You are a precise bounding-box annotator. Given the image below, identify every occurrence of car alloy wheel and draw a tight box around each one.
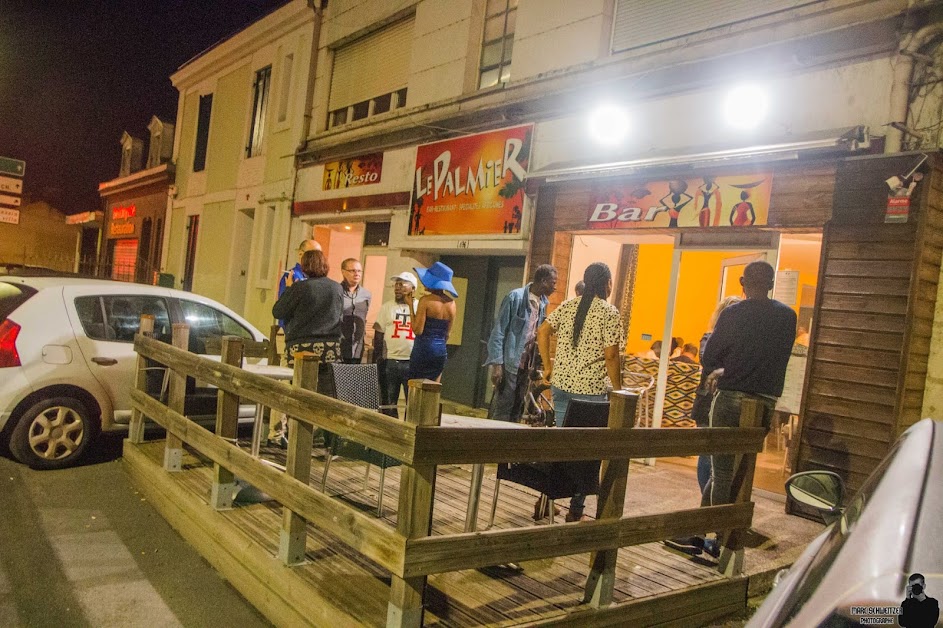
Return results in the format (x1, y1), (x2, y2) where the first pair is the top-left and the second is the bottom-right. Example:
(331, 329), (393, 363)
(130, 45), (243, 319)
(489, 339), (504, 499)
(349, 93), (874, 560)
(10, 397), (98, 469)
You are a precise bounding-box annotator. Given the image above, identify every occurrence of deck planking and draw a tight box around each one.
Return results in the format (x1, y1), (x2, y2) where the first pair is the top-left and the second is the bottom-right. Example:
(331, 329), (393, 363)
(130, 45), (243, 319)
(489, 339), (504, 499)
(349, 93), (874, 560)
(128, 438), (737, 626)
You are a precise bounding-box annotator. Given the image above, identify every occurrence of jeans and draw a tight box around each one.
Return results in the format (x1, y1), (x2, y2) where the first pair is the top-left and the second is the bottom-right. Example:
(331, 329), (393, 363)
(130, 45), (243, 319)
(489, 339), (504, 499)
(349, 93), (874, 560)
(705, 390), (775, 506)
(382, 359), (410, 407)
(551, 386), (608, 515)
(491, 369), (521, 421)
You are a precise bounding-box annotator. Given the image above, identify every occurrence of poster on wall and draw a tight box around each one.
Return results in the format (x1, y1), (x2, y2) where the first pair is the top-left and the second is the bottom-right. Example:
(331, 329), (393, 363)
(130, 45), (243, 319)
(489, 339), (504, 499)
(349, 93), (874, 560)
(586, 173), (773, 230)
(322, 153), (383, 190)
(409, 124), (533, 236)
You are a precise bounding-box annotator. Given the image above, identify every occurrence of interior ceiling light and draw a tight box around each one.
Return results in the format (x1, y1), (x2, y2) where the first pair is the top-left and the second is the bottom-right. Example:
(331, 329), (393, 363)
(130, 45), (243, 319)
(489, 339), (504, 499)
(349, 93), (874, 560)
(724, 84), (769, 130)
(588, 104), (630, 146)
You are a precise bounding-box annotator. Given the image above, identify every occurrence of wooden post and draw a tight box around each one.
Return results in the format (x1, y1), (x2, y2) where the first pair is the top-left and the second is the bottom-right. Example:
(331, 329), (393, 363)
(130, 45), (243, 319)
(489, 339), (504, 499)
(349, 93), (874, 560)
(128, 315), (156, 444)
(268, 324), (281, 366)
(717, 397), (763, 577)
(211, 336), (243, 510)
(387, 379), (441, 628)
(279, 352), (318, 565)
(584, 390), (637, 608)
(163, 323), (189, 472)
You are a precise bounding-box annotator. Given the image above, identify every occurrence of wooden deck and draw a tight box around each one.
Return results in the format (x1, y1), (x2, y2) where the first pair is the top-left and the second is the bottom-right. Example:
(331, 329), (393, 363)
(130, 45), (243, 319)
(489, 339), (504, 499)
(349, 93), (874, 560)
(125, 438), (748, 627)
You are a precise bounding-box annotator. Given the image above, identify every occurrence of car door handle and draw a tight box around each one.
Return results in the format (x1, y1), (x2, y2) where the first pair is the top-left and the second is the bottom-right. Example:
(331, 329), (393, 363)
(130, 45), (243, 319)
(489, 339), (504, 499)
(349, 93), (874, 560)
(91, 357), (118, 366)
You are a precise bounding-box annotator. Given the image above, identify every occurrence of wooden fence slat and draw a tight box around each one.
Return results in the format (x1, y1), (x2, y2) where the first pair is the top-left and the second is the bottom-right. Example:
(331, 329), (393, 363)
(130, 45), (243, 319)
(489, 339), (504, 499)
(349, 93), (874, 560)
(163, 324), (189, 472)
(128, 314), (156, 444)
(717, 399), (762, 577)
(211, 336), (242, 510)
(387, 379), (441, 628)
(585, 391), (635, 608)
(134, 335), (416, 463)
(410, 426), (767, 464)
(401, 502), (753, 577)
(130, 389), (406, 573)
(279, 353), (318, 565)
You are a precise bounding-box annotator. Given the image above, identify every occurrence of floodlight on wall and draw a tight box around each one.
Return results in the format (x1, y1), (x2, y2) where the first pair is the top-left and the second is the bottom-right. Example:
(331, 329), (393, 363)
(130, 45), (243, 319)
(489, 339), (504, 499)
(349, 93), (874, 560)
(723, 84), (769, 130)
(588, 104), (630, 146)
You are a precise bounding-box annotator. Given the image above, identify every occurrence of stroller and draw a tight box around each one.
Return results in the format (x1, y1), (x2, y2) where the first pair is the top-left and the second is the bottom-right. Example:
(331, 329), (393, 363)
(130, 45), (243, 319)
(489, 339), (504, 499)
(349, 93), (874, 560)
(489, 339), (555, 426)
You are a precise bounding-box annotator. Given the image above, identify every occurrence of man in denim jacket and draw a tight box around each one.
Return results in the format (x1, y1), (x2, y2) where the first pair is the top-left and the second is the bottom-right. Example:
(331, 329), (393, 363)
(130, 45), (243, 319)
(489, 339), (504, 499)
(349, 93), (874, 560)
(485, 264), (557, 421)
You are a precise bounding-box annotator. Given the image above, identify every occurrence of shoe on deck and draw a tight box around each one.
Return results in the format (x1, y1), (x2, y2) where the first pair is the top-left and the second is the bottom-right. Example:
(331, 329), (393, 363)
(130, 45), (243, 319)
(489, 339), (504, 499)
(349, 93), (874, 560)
(663, 536), (704, 556)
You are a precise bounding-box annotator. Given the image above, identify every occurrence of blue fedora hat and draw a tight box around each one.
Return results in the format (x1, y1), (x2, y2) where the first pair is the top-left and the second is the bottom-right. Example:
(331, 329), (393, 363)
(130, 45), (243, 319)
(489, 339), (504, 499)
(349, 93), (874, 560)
(414, 262), (458, 299)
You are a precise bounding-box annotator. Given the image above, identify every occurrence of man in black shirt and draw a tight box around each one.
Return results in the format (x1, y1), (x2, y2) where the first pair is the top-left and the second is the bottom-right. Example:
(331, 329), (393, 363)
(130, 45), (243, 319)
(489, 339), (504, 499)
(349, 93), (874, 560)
(701, 260), (796, 507)
(900, 573), (940, 628)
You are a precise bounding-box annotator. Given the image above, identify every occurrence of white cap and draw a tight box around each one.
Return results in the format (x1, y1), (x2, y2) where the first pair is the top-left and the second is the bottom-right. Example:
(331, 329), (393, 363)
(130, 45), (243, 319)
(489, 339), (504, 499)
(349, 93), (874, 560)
(390, 271), (417, 288)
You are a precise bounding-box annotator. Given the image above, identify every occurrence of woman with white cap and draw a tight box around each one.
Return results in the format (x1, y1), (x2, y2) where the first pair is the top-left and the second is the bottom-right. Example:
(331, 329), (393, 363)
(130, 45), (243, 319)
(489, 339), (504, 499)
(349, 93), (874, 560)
(408, 262), (458, 382)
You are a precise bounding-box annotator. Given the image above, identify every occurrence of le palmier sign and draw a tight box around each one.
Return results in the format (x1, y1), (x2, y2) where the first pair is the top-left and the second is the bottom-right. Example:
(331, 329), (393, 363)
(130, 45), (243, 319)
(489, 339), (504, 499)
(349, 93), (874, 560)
(409, 124), (533, 236)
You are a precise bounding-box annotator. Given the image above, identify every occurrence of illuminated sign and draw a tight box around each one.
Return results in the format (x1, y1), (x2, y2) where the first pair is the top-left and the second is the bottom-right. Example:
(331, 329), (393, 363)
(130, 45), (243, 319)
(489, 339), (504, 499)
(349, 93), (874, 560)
(110, 222), (135, 236)
(322, 153), (383, 190)
(409, 124), (533, 236)
(112, 204), (136, 220)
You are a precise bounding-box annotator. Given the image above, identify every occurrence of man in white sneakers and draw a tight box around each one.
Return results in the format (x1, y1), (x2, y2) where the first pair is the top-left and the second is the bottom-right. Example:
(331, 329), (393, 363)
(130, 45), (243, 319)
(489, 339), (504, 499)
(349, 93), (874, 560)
(373, 272), (419, 407)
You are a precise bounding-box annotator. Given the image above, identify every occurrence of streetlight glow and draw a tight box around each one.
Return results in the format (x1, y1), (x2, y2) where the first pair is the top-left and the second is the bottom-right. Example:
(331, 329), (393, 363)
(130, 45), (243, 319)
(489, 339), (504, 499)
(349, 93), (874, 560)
(723, 84), (769, 130)
(588, 104), (630, 146)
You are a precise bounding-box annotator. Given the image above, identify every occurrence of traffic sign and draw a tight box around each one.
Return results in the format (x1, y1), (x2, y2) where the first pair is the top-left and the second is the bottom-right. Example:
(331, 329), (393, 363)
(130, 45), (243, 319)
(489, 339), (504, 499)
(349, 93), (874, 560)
(0, 193), (22, 207)
(0, 175), (23, 195)
(0, 208), (19, 225)
(0, 157), (25, 178)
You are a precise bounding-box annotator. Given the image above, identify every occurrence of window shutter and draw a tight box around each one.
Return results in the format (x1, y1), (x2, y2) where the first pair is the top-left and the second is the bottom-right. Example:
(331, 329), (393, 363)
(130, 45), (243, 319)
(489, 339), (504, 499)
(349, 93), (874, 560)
(111, 238), (139, 282)
(612, 0), (818, 54)
(329, 18), (414, 111)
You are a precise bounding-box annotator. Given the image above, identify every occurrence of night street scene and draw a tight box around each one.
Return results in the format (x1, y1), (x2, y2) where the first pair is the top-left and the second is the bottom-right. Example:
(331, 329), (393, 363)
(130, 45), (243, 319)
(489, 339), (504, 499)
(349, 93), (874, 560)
(2, 1), (943, 626)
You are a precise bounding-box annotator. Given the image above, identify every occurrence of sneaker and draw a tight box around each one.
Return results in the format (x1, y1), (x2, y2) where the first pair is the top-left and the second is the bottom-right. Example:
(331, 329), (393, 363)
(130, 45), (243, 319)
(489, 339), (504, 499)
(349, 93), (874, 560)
(564, 511), (592, 523)
(664, 536), (704, 556)
(702, 538), (721, 559)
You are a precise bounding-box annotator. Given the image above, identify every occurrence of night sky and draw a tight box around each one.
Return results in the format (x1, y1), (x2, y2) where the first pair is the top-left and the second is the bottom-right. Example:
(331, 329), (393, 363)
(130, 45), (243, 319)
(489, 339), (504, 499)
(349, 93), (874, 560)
(0, 0), (288, 215)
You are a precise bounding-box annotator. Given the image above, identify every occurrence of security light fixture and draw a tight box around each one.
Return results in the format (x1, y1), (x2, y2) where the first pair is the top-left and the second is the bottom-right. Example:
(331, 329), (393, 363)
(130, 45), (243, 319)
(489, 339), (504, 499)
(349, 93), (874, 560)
(723, 84), (769, 130)
(588, 104), (630, 146)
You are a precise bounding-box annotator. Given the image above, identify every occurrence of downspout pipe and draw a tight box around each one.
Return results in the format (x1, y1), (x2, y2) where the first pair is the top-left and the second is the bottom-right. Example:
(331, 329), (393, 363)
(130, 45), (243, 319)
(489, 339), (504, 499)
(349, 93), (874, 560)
(887, 22), (943, 153)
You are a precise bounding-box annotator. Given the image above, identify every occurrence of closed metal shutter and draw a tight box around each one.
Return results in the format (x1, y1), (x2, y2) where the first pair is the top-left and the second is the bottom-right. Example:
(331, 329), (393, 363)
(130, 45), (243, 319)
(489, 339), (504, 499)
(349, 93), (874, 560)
(111, 238), (139, 283)
(611, 0), (822, 54)
(329, 18), (414, 111)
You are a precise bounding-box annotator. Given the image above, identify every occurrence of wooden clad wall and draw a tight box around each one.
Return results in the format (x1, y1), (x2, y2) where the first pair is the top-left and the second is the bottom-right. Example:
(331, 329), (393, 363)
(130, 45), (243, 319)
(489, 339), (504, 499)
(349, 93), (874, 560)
(796, 152), (942, 493)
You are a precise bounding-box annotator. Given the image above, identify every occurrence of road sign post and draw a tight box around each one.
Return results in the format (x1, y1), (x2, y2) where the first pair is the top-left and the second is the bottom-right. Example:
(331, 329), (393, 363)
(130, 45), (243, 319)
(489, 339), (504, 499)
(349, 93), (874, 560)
(0, 157), (25, 178)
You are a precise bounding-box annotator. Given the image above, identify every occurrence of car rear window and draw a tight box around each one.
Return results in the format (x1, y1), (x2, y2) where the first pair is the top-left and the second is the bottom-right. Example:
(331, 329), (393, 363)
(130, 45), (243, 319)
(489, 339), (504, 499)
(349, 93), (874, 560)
(0, 282), (36, 321)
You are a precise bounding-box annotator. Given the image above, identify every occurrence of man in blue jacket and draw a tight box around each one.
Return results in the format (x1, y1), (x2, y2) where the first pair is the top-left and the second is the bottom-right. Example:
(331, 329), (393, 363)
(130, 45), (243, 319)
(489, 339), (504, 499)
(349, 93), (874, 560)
(485, 264), (557, 421)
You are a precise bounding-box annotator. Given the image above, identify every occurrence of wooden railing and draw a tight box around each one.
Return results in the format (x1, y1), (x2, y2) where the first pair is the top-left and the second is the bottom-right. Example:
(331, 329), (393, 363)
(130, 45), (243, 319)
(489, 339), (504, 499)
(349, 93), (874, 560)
(129, 328), (767, 627)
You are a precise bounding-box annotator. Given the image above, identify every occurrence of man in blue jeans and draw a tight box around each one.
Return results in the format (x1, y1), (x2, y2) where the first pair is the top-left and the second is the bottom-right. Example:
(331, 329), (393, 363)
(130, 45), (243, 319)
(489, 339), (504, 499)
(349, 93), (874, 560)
(668, 261), (795, 557)
(485, 264), (557, 421)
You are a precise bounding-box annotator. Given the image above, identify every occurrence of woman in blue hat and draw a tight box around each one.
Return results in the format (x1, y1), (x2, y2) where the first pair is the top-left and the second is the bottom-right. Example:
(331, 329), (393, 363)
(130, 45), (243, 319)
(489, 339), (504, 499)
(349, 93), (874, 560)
(408, 262), (458, 382)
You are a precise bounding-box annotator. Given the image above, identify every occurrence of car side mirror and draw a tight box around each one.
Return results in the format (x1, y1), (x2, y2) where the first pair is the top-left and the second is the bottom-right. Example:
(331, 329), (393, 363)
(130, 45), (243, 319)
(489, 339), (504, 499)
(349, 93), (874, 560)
(786, 470), (844, 522)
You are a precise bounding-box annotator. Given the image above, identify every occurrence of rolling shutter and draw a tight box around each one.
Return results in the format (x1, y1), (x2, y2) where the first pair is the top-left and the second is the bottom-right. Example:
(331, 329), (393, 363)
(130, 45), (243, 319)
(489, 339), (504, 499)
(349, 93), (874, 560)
(612, 0), (822, 54)
(329, 18), (414, 111)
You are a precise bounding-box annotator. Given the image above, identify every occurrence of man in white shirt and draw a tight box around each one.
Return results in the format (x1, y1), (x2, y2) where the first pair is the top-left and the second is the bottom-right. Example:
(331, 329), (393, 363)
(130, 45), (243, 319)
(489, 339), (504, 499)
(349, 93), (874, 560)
(373, 272), (418, 406)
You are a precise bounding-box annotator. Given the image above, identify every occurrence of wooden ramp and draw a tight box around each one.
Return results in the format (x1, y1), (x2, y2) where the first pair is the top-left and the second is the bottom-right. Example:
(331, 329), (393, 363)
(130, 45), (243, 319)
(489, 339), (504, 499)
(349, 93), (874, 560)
(125, 440), (747, 627)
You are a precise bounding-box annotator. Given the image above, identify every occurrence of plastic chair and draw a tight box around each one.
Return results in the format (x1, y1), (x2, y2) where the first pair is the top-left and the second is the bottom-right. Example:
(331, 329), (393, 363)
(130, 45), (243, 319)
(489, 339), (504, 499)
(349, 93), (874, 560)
(317, 363), (401, 516)
(487, 399), (610, 527)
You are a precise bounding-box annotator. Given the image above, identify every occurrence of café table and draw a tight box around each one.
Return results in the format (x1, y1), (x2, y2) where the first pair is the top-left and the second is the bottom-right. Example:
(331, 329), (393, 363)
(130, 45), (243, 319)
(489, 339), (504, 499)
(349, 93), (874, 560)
(440, 413), (528, 532)
(242, 362), (294, 458)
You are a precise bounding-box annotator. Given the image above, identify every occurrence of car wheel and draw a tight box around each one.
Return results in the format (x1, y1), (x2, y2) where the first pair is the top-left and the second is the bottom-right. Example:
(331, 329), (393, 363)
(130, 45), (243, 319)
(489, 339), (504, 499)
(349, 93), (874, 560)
(9, 397), (99, 469)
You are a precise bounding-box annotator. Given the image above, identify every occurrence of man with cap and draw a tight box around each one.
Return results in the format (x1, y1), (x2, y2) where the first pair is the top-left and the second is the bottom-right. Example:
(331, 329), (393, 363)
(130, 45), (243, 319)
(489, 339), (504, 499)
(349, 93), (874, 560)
(485, 264), (558, 421)
(373, 271), (419, 406)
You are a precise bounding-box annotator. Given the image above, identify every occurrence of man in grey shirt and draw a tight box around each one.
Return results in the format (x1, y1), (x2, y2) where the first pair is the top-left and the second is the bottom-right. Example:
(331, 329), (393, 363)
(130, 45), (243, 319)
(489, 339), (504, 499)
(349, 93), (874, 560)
(340, 257), (371, 363)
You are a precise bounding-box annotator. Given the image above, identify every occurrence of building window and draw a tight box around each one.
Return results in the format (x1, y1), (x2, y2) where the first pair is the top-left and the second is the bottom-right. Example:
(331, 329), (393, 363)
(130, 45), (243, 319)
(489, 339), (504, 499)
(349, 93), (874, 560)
(247, 65), (272, 158)
(277, 53), (294, 124)
(479, 0), (516, 89)
(327, 18), (413, 129)
(256, 205), (276, 283)
(193, 94), (213, 172)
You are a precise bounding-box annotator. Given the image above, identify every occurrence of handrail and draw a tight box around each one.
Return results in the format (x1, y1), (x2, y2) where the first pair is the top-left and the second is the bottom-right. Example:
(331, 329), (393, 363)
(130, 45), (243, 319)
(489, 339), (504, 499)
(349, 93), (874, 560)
(134, 334), (416, 463)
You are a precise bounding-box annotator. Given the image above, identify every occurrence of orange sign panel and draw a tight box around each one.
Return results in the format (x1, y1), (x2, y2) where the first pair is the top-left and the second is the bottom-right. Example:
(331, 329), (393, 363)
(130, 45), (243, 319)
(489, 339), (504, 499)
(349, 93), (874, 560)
(587, 173), (773, 229)
(322, 153), (383, 190)
(409, 125), (533, 236)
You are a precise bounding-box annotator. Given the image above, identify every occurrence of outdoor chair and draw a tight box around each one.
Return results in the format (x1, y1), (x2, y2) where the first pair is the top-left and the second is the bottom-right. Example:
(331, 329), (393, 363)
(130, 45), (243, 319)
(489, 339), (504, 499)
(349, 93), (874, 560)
(487, 398), (610, 527)
(317, 362), (401, 517)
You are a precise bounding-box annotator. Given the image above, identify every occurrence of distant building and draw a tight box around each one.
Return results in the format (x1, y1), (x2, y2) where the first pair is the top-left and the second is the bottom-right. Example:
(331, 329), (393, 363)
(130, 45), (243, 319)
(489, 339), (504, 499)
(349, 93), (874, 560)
(0, 200), (85, 273)
(97, 116), (175, 283)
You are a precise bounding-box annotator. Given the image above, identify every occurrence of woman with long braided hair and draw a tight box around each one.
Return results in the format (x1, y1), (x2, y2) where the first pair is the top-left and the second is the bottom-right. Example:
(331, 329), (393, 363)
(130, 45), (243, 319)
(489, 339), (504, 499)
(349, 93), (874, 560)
(536, 261), (624, 521)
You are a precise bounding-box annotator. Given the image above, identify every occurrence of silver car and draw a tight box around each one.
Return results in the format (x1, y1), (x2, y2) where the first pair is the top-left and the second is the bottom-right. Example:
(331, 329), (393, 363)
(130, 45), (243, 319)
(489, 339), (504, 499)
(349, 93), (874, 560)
(748, 418), (942, 627)
(0, 276), (266, 469)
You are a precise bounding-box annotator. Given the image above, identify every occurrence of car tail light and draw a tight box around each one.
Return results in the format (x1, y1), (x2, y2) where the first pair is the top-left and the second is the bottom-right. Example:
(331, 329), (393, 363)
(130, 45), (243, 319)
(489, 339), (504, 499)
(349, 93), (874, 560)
(0, 319), (21, 368)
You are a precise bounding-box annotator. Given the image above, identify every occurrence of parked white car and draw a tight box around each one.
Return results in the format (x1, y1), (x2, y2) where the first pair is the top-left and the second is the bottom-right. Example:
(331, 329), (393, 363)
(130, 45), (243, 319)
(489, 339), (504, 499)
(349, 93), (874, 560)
(0, 276), (266, 469)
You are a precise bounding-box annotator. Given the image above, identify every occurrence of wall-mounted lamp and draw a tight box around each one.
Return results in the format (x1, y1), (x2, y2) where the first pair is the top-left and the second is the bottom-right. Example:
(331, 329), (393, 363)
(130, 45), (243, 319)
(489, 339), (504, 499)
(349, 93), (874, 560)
(723, 84), (769, 130)
(588, 104), (630, 146)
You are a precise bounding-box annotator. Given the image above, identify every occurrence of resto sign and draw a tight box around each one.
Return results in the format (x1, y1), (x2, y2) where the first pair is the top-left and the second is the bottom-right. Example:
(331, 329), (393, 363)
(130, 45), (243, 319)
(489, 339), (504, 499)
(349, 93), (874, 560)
(409, 124), (533, 236)
(586, 173), (773, 230)
(322, 153), (383, 190)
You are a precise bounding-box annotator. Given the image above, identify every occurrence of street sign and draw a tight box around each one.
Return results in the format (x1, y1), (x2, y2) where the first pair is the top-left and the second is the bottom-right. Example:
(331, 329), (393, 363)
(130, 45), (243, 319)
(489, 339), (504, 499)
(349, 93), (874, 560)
(0, 175), (23, 195)
(0, 157), (25, 178)
(0, 194), (22, 207)
(0, 208), (19, 225)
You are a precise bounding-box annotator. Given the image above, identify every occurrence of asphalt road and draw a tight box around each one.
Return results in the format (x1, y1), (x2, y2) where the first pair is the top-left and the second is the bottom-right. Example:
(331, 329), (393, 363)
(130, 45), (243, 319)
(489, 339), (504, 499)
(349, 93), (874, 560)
(0, 432), (270, 627)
